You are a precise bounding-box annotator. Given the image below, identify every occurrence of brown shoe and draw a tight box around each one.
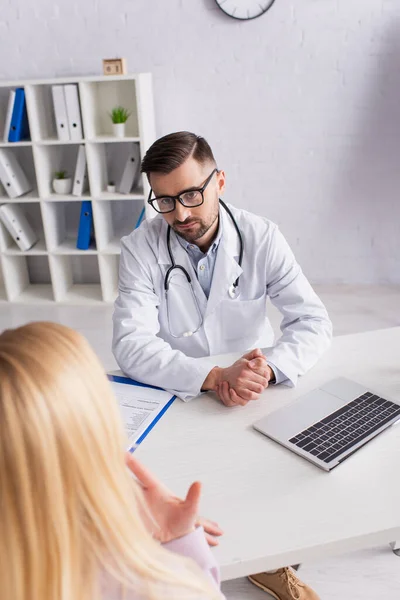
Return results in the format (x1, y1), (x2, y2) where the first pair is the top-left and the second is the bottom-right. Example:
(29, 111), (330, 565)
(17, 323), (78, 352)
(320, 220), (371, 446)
(248, 568), (320, 600)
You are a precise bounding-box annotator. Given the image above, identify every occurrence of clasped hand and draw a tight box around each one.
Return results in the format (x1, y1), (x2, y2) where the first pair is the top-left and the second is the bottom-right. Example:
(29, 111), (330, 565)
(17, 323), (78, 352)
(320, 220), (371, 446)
(216, 348), (273, 407)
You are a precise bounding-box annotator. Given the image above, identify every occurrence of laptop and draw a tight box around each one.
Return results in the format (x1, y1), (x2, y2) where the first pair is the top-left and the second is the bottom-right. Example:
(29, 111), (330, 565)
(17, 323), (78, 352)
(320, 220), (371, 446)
(253, 377), (400, 472)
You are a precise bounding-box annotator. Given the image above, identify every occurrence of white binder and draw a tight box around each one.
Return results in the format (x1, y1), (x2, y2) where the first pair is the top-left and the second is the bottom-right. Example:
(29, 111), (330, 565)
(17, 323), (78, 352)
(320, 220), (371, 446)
(64, 84), (83, 141)
(3, 89), (16, 142)
(72, 145), (88, 196)
(0, 148), (32, 198)
(0, 203), (38, 251)
(51, 85), (70, 141)
(118, 144), (141, 194)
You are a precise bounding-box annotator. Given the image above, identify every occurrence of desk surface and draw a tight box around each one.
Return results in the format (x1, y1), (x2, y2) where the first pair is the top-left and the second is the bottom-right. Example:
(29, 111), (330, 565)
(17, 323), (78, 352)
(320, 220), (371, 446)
(136, 327), (400, 580)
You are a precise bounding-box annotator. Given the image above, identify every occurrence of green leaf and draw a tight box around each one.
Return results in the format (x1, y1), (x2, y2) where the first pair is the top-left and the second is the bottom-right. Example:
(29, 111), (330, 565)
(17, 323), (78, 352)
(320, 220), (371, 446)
(109, 105), (132, 124)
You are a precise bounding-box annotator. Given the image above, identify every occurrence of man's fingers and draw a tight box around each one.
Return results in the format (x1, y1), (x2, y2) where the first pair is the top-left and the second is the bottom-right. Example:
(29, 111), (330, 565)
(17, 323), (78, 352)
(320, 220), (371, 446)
(249, 357), (269, 370)
(236, 374), (268, 394)
(216, 383), (231, 406)
(229, 387), (250, 406)
(243, 348), (265, 361)
(248, 360), (272, 381)
(243, 371), (269, 389)
(219, 381), (239, 406)
(231, 386), (261, 402)
(221, 381), (237, 406)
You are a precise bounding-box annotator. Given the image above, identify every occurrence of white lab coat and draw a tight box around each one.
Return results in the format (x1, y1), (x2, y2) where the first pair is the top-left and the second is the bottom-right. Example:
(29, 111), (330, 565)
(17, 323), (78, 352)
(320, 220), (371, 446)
(112, 204), (332, 401)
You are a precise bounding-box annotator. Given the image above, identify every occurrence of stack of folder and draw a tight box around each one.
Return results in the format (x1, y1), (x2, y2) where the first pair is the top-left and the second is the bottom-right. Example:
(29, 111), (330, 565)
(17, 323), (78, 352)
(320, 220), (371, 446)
(3, 88), (30, 143)
(52, 84), (83, 141)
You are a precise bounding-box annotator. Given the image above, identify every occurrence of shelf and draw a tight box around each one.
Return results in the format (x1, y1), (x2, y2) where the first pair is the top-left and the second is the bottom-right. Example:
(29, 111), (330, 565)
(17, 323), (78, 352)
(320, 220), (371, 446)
(88, 136), (140, 144)
(97, 190), (144, 200)
(92, 199), (143, 251)
(1, 254), (53, 301)
(44, 192), (91, 202)
(35, 138), (85, 145)
(59, 284), (103, 304)
(41, 201), (96, 252)
(85, 141), (141, 197)
(51, 237), (97, 254)
(49, 254), (102, 302)
(4, 237), (47, 255)
(12, 284), (54, 303)
(79, 79), (139, 139)
(34, 143), (89, 197)
(0, 141), (32, 147)
(0, 188), (40, 202)
(0, 73), (154, 304)
(0, 74), (142, 87)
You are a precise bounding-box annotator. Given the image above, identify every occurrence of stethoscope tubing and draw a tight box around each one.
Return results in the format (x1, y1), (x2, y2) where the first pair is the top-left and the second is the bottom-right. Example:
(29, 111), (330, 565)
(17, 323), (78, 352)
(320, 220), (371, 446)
(164, 199), (243, 292)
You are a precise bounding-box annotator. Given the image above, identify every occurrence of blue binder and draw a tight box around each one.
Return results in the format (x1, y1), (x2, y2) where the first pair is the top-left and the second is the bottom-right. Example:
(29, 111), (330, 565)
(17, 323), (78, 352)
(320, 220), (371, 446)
(8, 88), (30, 142)
(76, 200), (94, 250)
(134, 206), (145, 229)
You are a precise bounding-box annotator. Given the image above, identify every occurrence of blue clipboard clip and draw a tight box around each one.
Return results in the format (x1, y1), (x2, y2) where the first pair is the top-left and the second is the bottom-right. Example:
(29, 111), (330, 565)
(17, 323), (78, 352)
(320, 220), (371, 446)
(107, 374), (175, 452)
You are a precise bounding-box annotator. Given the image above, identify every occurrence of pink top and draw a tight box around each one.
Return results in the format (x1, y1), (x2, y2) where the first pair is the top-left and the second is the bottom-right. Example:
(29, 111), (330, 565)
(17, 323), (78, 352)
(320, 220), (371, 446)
(101, 527), (225, 599)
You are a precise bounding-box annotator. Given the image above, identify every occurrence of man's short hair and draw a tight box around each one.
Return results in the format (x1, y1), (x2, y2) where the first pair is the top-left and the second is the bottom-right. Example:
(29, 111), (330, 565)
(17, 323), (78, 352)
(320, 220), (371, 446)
(141, 131), (216, 175)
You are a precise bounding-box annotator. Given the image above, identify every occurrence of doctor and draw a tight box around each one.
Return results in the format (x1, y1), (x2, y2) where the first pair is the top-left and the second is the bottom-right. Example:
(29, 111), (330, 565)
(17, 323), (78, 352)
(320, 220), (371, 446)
(113, 132), (329, 600)
(113, 131), (332, 407)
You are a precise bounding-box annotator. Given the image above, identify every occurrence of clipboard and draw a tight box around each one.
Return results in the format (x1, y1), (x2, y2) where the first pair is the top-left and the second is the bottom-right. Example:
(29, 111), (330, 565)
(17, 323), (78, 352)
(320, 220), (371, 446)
(107, 374), (175, 452)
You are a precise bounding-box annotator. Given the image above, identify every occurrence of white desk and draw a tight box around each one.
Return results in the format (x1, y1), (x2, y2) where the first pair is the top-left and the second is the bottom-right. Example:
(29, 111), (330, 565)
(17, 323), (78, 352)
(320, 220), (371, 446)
(135, 327), (400, 581)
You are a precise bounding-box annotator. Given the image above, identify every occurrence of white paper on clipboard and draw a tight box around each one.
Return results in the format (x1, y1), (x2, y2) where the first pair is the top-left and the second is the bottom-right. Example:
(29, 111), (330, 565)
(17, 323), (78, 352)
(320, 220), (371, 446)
(109, 379), (174, 449)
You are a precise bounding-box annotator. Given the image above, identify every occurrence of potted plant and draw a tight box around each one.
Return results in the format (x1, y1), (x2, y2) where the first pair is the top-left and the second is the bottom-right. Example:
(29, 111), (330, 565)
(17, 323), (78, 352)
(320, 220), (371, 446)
(110, 106), (131, 138)
(53, 170), (72, 195)
(107, 180), (116, 193)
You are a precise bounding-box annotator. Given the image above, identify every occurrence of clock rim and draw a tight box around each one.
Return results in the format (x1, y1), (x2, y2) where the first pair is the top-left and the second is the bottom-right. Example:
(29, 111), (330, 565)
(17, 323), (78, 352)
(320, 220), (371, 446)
(214, 0), (277, 21)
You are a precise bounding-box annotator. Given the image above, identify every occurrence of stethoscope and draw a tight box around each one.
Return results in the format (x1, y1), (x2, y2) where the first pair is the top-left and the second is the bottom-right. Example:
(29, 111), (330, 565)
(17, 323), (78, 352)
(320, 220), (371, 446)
(165, 199), (244, 338)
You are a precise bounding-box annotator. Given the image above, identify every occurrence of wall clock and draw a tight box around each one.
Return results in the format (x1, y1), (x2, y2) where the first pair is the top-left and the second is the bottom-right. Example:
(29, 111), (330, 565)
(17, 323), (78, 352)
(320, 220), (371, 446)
(215, 0), (277, 21)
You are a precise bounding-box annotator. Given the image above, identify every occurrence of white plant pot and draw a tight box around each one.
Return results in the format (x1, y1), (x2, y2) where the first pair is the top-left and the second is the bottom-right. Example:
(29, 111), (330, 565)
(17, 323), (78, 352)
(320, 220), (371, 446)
(107, 184), (116, 193)
(113, 123), (126, 138)
(53, 178), (72, 195)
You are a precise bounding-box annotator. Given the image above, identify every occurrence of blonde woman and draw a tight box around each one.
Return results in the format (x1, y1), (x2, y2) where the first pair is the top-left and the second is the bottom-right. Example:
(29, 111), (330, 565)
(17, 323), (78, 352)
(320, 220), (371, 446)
(0, 321), (224, 600)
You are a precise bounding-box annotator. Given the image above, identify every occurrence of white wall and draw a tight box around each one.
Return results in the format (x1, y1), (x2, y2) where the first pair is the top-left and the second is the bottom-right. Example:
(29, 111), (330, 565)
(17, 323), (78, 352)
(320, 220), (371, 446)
(1, 0), (400, 284)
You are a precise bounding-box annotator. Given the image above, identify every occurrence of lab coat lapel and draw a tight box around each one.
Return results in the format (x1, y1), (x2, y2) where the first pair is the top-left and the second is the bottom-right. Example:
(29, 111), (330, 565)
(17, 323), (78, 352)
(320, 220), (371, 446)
(157, 220), (208, 314)
(205, 205), (243, 319)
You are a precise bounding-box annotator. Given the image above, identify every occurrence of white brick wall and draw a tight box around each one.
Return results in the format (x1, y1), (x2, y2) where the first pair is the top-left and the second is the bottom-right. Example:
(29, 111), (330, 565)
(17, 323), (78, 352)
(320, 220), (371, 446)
(1, 0), (399, 283)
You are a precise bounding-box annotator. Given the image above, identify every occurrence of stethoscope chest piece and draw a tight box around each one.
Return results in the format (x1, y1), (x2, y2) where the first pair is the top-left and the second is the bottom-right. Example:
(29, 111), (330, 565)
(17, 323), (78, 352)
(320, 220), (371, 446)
(228, 284), (239, 299)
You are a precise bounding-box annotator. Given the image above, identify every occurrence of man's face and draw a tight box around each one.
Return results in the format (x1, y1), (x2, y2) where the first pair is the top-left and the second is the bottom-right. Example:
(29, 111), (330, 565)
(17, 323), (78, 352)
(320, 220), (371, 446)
(149, 157), (226, 245)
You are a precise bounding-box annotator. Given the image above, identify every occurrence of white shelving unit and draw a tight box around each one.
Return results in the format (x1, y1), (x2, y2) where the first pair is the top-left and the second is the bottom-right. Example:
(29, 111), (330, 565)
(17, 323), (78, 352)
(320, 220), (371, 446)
(0, 73), (156, 304)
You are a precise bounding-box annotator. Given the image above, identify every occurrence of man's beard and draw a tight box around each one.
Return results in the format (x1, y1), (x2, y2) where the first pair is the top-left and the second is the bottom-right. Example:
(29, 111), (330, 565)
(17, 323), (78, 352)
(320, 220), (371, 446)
(172, 212), (218, 243)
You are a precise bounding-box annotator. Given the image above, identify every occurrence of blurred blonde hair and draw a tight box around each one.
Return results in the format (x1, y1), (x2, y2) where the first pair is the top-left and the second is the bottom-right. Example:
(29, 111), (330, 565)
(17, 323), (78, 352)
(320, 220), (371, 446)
(0, 322), (219, 600)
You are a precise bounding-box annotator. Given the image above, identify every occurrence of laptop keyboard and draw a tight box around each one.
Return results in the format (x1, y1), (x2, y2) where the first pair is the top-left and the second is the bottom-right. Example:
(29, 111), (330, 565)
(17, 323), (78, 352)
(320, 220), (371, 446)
(289, 392), (400, 464)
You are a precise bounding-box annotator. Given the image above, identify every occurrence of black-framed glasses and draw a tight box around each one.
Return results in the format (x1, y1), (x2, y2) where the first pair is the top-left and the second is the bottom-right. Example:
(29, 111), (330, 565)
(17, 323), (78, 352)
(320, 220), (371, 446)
(147, 168), (218, 214)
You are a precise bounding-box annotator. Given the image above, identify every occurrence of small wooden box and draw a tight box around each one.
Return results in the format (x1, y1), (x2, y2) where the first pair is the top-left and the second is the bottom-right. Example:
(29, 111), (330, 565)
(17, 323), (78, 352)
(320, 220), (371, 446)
(102, 58), (127, 76)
